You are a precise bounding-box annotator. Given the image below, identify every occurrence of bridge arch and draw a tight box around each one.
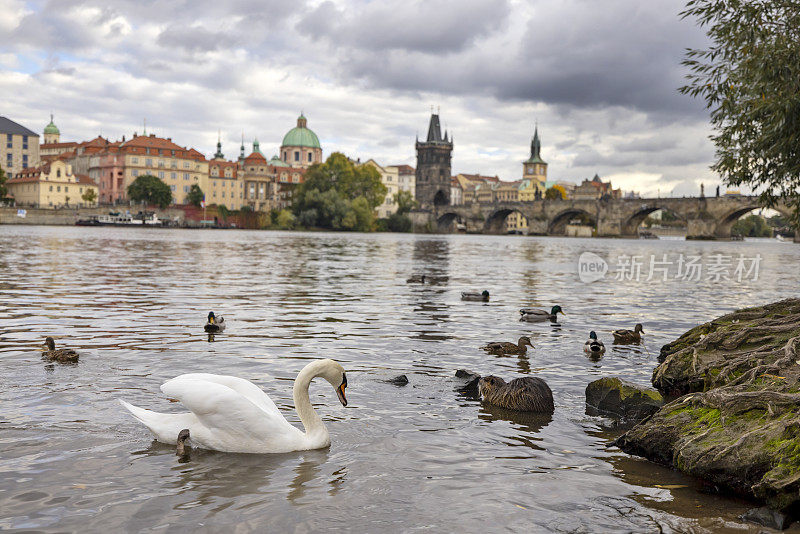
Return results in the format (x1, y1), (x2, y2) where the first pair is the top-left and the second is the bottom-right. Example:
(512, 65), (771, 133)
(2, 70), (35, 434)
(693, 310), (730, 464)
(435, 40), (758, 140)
(483, 208), (528, 234)
(548, 208), (596, 235)
(436, 212), (461, 233)
(622, 205), (687, 236)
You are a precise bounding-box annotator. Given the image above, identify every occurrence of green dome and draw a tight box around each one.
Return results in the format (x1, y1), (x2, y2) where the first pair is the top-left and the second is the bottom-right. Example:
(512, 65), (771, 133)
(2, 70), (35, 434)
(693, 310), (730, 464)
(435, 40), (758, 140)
(281, 114), (321, 149)
(269, 155), (290, 167)
(44, 115), (59, 135)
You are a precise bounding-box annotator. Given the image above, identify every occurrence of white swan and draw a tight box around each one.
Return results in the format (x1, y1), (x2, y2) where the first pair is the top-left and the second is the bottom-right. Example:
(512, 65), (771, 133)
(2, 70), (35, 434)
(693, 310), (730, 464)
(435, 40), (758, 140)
(120, 359), (348, 454)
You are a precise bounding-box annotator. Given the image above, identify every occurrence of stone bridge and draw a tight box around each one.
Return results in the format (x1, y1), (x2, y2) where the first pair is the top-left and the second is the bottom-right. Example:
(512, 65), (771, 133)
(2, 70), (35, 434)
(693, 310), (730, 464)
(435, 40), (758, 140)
(409, 196), (797, 239)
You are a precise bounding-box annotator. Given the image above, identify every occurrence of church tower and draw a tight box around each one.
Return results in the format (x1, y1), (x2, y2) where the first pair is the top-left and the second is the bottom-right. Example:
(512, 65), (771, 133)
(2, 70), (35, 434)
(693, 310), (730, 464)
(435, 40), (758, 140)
(522, 126), (547, 191)
(415, 112), (453, 208)
(44, 114), (60, 144)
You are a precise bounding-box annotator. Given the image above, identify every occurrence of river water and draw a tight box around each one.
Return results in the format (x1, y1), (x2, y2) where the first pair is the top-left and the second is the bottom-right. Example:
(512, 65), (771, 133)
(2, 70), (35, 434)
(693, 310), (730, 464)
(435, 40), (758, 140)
(1, 226), (799, 533)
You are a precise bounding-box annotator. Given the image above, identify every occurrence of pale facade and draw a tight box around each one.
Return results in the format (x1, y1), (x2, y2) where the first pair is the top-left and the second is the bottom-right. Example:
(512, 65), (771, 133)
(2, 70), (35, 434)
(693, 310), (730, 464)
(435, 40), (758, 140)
(208, 159), (244, 210)
(7, 160), (98, 208)
(0, 116), (40, 178)
(387, 164), (416, 200)
(364, 159), (399, 218)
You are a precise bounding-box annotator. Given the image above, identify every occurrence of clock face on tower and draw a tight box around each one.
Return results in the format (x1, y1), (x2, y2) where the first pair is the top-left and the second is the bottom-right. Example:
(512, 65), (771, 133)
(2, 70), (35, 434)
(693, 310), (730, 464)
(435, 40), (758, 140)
(528, 166), (534, 174)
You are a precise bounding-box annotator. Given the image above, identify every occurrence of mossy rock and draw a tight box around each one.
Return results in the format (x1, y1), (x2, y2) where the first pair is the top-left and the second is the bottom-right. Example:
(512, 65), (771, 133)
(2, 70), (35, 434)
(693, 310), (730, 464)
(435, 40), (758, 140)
(585, 377), (663, 421)
(618, 299), (800, 513)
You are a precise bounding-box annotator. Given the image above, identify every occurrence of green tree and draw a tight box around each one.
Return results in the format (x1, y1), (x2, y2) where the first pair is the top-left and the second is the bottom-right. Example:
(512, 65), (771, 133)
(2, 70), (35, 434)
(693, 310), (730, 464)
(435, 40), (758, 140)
(545, 185), (566, 200)
(0, 166), (8, 200)
(81, 188), (97, 205)
(127, 174), (172, 208)
(394, 190), (417, 215)
(731, 214), (772, 237)
(186, 184), (204, 207)
(292, 153), (387, 231)
(680, 0), (800, 223)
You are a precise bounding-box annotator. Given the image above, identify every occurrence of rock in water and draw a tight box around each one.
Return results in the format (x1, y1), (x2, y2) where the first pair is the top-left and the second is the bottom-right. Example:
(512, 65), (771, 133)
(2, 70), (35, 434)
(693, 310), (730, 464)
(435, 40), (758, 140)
(455, 369), (481, 395)
(617, 299), (800, 514)
(740, 506), (792, 530)
(585, 377), (663, 421)
(385, 375), (409, 386)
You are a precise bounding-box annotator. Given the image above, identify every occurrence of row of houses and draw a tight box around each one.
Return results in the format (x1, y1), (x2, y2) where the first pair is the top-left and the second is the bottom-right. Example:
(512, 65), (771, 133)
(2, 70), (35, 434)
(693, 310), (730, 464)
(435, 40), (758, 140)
(1, 114), (320, 211)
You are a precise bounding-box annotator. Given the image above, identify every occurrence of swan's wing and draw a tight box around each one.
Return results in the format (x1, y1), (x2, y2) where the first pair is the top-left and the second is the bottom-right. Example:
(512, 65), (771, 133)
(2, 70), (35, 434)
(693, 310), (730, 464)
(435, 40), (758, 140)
(120, 399), (200, 444)
(167, 373), (281, 417)
(160, 378), (299, 451)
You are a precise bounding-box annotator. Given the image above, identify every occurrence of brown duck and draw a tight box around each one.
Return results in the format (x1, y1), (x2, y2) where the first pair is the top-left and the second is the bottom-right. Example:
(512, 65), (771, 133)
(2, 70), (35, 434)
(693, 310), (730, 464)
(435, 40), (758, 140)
(612, 324), (644, 344)
(482, 336), (533, 355)
(41, 337), (79, 363)
(478, 375), (554, 413)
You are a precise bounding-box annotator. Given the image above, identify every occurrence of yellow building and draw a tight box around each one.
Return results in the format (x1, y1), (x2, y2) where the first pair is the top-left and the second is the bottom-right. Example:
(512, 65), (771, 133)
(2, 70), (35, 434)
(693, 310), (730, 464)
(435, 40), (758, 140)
(208, 159), (244, 210)
(1, 116), (40, 178)
(7, 160), (98, 208)
(118, 134), (209, 205)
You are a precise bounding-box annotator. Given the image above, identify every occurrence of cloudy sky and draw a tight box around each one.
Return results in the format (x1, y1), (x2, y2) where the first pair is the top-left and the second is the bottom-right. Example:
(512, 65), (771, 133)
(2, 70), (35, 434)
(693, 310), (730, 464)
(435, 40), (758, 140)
(1, 0), (721, 196)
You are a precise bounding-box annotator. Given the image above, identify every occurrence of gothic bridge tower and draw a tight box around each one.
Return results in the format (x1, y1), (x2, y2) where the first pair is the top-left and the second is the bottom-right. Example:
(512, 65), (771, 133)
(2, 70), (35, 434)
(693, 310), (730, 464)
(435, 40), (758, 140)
(415, 113), (453, 208)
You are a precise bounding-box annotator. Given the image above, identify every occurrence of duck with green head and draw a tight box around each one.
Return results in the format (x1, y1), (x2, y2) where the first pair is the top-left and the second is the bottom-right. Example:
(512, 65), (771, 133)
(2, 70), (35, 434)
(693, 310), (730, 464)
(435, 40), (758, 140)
(204, 312), (226, 333)
(520, 305), (564, 323)
(584, 331), (605, 355)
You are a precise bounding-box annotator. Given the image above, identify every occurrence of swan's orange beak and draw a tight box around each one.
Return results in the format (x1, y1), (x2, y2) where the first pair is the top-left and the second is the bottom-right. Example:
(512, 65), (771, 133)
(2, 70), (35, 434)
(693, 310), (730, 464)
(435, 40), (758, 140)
(336, 374), (348, 406)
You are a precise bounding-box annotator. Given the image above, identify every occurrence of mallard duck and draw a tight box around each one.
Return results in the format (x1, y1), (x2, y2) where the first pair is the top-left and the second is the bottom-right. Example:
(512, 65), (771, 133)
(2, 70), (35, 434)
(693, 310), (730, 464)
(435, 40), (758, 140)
(121, 359), (348, 454)
(406, 274), (426, 284)
(462, 290), (490, 302)
(478, 375), (554, 413)
(204, 311), (225, 333)
(612, 323), (644, 344)
(520, 305), (564, 322)
(482, 336), (534, 355)
(584, 331), (605, 355)
(176, 428), (191, 460)
(41, 337), (79, 363)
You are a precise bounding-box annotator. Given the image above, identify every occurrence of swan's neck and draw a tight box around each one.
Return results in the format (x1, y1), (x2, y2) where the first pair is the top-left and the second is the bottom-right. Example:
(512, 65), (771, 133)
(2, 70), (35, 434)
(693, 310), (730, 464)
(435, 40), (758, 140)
(293, 364), (329, 443)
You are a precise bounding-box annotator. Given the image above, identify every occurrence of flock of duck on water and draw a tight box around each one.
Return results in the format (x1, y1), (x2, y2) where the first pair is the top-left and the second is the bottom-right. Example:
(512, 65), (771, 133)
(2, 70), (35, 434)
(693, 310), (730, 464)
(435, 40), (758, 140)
(39, 281), (646, 458)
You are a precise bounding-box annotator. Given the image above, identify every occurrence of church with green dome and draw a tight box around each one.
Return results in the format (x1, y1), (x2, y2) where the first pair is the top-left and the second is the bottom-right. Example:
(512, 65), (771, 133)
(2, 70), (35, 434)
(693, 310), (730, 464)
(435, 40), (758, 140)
(280, 113), (322, 168)
(43, 114), (60, 144)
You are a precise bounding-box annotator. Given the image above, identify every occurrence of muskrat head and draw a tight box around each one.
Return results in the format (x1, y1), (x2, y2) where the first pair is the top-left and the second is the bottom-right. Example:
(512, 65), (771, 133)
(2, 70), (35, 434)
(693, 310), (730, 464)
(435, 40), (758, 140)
(478, 375), (505, 398)
(44, 337), (56, 351)
(634, 323), (644, 334)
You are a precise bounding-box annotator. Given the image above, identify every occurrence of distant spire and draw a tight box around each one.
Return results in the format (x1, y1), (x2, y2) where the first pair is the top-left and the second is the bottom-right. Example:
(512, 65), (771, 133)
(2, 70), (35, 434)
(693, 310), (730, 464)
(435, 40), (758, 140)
(426, 113), (443, 143)
(214, 129), (224, 159)
(239, 131), (245, 161)
(253, 137), (261, 154)
(143, 118), (147, 136)
(531, 126), (541, 159)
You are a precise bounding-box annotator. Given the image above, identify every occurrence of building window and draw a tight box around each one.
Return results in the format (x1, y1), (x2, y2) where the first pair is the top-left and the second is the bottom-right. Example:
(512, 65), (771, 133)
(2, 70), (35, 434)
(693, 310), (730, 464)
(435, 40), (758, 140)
(22, 135), (28, 149)
(222, 191), (225, 198)
(132, 169), (139, 177)
(158, 171), (165, 178)
(184, 162), (190, 168)
(57, 169), (61, 178)
(132, 157), (139, 164)
(145, 158), (152, 166)
(171, 172), (176, 179)
(308, 152), (312, 162)
(294, 151), (299, 162)
(6, 134), (11, 148)
(22, 155), (27, 168)
(49, 185), (53, 192)
(57, 186), (61, 192)
(170, 185), (176, 191)
(184, 185), (189, 192)
(183, 173), (189, 180)
(65, 186), (69, 192)
(7, 154), (12, 166)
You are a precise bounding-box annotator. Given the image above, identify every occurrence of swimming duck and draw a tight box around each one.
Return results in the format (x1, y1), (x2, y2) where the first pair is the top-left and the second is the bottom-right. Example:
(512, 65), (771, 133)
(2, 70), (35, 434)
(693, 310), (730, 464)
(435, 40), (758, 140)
(176, 428), (191, 460)
(41, 337), (79, 363)
(612, 324), (644, 344)
(204, 312), (225, 333)
(584, 331), (605, 355)
(462, 290), (490, 302)
(519, 305), (564, 322)
(121, 359), (348, 454)
(482, 336), (534, 355)
(406, 274), (426, 284)
(478, 375), (554, 413)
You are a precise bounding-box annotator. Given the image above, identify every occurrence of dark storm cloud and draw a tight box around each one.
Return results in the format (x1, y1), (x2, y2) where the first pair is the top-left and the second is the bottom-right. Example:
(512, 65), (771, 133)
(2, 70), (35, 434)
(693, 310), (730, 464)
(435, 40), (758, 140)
(308, 0), (709, 116)
(299, 0), (511, 54)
